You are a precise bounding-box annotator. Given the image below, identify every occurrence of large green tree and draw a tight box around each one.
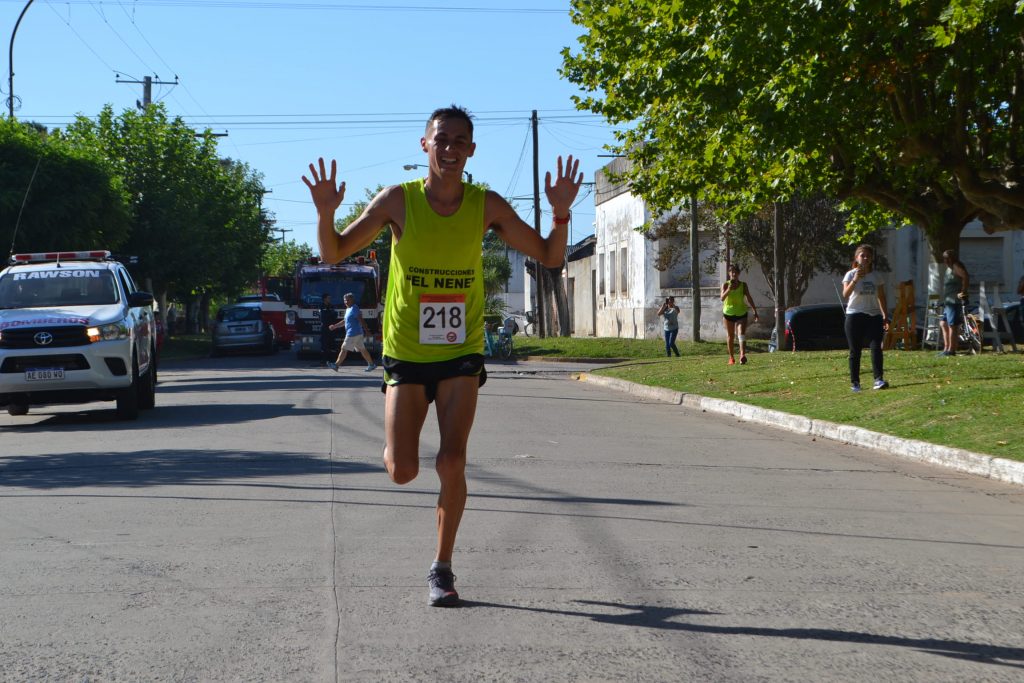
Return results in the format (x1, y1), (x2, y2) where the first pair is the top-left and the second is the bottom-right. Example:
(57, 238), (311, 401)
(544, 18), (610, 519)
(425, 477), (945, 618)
(57, 105), (268, 323)
(0, 118), (130, 254)
(562, 0), (1024, 260)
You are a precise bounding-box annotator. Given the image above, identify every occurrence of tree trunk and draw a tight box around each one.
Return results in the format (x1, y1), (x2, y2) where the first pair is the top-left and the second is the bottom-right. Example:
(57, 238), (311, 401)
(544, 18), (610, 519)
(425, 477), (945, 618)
(544, 266), (570, 337)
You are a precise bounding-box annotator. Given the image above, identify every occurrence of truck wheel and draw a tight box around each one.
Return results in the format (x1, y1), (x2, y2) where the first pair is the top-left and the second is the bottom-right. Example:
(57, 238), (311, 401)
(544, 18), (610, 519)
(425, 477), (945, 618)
(7, 403), (28, 416)
(116, 354), (141, 420)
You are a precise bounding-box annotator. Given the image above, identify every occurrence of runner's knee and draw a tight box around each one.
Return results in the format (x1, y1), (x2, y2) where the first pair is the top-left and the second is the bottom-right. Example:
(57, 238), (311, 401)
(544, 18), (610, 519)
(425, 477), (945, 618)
(435, 448), (467, 481)
(384, 445), (418, 484)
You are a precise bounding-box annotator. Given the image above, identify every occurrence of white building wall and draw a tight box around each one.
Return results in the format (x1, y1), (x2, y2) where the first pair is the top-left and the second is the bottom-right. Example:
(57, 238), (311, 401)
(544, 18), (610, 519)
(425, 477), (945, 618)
(594, 190), (653, 339)
(496, 248), (526, 313)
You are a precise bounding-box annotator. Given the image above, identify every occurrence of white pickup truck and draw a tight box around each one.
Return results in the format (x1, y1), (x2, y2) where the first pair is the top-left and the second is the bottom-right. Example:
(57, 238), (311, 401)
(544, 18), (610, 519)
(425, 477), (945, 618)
(0, 250), (157, 420)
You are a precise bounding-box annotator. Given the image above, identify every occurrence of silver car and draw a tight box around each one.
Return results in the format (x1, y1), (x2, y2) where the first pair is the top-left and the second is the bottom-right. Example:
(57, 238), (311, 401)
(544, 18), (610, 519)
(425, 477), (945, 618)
(211, 303), (277, 355)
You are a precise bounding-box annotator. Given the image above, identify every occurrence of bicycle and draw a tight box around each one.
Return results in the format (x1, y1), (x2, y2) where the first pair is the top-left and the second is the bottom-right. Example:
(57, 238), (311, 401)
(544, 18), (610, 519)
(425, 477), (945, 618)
(483, 321), (514, 360)
(958, 299), (983, 355)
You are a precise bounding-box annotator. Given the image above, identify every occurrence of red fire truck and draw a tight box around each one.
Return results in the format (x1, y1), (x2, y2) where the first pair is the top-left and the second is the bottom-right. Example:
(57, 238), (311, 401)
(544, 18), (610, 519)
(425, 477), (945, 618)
(288, 253), (383, 359)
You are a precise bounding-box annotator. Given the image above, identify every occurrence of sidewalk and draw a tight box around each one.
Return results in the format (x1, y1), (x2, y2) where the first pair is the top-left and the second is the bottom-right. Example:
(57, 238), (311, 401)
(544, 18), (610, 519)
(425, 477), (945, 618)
(579, 372), (1024, 487)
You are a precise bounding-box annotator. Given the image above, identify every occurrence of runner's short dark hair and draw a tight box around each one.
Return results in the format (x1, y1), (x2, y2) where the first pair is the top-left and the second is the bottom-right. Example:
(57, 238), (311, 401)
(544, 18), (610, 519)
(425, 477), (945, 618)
(426, 105), (474, 137)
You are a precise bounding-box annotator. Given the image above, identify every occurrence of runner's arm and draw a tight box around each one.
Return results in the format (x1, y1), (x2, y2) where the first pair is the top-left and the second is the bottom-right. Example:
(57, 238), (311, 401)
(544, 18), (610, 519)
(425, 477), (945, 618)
(303, 158), (401, 264)
(486, 155), (582, 267)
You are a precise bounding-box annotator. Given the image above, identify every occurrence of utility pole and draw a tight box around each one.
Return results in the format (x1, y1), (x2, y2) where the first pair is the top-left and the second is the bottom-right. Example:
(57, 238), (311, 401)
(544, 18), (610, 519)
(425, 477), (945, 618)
(531, 109), (546, 338)
(7, 0), (37, 119)
(116, 74), (178, 109)
(532, 108), (548, 337)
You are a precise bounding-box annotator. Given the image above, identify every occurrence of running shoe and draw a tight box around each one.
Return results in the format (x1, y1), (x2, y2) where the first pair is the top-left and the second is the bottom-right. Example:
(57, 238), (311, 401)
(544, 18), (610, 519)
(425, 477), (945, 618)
(364, 363), (377, 372)
(728, 357), (736, 365)
(427, 568), (459, 607)
(851, 383), (861, 393)
(739, 355), (747, 365)
(327, 362), (338, 371)
(873, 379), (889, 390)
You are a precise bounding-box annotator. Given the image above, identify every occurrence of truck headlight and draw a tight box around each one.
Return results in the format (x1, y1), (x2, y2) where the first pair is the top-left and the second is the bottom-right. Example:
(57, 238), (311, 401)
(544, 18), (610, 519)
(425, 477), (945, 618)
(87, 320), (129, 342)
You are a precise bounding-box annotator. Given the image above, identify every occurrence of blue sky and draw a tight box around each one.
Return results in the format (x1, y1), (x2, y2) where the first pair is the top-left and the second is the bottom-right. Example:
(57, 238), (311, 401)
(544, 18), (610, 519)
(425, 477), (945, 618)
(1, 0), (618, 252)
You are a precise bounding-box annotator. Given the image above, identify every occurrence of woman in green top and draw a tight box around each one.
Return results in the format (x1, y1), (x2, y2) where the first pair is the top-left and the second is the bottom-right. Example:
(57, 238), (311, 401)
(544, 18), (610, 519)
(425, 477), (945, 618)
(721, 263), (759, 365)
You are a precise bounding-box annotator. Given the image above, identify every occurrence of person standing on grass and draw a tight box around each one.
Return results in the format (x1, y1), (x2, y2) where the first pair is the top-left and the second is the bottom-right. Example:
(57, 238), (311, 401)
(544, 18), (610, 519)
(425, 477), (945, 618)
(938, 249), (970, 357)
(327, 292), (376, 372)
(721, 263), (758, 365)
(657, 296), (681, 357)
(841, 244), (889, 392)
(303, 105), (582, 607)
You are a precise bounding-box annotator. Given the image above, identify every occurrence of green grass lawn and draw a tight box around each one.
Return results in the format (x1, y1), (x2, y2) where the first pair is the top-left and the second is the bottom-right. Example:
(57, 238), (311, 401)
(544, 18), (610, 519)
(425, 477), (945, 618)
(518, 335), (1024, 462)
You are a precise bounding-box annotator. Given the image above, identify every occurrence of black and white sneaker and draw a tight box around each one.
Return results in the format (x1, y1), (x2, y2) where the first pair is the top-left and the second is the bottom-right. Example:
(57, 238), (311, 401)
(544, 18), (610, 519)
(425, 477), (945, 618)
(427, 568), (459, 607)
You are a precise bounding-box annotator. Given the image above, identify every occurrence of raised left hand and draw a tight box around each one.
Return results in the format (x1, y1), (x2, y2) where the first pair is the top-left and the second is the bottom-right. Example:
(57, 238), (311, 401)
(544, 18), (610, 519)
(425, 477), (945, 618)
(544, 155), (584, 218)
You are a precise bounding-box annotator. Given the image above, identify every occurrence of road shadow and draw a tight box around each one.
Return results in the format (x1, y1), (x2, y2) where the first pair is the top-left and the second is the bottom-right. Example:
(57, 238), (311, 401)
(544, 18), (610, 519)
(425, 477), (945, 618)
(462, 599), (1024, 668)
(0, 402), (331, 431)
(0, 448), (378, 489)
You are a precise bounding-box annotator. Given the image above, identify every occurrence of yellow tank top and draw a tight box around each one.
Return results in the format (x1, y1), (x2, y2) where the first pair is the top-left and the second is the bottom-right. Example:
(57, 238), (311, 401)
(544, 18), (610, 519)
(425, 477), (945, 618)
(722, 281), (748, 316)
(382, 179), (485, 362)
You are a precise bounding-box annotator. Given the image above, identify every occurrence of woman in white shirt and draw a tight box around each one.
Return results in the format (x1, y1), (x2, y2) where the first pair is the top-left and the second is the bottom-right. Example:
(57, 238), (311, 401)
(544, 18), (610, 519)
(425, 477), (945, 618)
(841, 244), (889, 392)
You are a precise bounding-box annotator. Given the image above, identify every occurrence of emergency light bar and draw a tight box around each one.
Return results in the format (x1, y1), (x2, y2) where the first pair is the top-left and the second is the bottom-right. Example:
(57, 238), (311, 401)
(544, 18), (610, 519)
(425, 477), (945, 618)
(9, 250), (112, 265)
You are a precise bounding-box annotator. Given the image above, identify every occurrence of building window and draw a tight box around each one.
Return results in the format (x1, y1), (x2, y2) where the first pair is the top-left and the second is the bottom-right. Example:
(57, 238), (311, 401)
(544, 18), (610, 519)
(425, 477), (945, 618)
(599, 253), (605, 295)
(609, 250), (617, 294)
(620, 247), (628, 294)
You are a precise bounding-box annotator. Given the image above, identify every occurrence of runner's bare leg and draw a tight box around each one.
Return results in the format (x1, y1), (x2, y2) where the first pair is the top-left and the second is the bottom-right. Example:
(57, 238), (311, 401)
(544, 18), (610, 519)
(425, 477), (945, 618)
(384, 384), (429, 484)
(431, 375), (479, 563)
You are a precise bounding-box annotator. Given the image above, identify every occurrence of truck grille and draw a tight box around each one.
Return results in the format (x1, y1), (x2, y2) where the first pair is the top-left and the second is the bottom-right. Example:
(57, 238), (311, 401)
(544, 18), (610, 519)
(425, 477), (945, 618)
(1, 354), (91, 373)
(0, 326), (90, 349)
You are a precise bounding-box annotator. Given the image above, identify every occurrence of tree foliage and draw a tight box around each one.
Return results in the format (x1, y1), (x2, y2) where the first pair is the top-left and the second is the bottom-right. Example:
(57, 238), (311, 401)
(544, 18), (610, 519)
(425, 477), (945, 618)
(0, 118), (130, 255)
(562, 0), (1024, 260)
(262, 239), (313, 277)
(57, 105), (268, 303)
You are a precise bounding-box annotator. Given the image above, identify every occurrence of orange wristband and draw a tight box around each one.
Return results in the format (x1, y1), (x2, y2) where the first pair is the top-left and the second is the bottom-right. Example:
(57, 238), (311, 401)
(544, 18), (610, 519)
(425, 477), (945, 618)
(553, 213), (571, 225)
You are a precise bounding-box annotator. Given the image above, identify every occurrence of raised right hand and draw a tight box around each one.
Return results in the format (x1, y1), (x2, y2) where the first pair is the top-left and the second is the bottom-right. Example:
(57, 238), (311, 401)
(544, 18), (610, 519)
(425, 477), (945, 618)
(302, 158), (346, 214)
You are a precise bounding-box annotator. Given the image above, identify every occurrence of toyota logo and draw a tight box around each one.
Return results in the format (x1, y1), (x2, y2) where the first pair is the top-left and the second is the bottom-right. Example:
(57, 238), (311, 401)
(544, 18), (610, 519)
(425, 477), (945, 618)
(34, 332), (54, 346)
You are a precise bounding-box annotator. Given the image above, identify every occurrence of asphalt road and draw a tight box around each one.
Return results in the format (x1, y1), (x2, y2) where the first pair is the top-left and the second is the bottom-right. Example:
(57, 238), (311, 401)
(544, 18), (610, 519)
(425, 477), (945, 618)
(1, 352), (1022, 682)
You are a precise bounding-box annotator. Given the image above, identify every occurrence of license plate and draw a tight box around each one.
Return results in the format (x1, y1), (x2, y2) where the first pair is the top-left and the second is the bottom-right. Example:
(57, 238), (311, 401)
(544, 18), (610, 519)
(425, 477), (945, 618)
(230, 325), (253, 334)
(26, 367), (64, 381)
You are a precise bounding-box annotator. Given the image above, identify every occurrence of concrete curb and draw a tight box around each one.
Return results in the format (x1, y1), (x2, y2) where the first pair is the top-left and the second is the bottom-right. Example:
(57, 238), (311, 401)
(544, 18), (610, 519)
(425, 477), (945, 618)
(579, 373), (1024, 487)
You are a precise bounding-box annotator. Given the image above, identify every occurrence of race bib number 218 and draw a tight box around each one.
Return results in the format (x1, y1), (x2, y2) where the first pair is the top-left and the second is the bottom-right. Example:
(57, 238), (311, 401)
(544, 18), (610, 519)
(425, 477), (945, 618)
(419, 294), (466, 344)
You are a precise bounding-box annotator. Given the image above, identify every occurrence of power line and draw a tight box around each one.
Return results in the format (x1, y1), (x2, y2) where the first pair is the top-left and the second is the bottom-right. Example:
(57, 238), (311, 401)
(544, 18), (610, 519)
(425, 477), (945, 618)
(6, 1), (565, 12)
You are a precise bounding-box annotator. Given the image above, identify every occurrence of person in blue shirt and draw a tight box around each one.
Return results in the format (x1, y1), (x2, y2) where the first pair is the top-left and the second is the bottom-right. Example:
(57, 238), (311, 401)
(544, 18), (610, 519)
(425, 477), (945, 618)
(327, 292), (376, 371)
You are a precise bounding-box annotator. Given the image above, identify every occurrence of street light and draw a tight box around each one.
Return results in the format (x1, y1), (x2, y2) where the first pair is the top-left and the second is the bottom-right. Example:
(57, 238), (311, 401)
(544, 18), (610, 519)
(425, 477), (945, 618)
(7, 0), (36, 118)
(403, 163), (472, 184)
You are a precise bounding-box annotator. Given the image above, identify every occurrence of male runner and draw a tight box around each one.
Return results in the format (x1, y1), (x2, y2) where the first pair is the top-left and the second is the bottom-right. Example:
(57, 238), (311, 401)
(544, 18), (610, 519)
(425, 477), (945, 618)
(303, 105), (582, 606)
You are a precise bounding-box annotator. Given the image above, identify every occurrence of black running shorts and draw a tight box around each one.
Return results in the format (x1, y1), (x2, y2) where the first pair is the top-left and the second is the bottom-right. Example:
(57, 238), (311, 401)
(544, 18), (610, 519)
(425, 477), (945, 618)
(380, 353), (487, 404)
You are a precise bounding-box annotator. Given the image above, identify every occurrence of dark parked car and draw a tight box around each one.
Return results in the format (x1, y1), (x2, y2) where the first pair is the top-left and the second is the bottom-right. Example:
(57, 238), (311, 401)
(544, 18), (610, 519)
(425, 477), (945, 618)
(773, 303), (849, 352)
(211, 303), (277, 355)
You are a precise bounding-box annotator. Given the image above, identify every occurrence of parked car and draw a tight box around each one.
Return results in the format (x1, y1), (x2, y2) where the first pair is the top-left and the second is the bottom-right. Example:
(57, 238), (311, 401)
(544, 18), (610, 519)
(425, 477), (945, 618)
(769, 303), (848, 352)
(211, 303), (277, 355)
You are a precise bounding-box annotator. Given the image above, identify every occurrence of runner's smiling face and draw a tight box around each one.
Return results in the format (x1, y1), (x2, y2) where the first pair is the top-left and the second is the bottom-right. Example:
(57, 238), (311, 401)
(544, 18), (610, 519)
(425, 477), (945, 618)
(421, 117), (475, 181)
